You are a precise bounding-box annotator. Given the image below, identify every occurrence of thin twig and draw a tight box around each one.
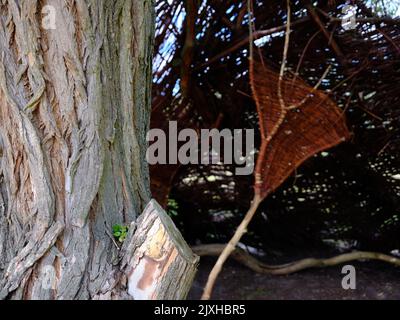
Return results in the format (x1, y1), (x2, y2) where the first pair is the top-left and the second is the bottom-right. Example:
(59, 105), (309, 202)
(195, 17), (310, 70)
(286, 65), (332, 110)
(201, 195), (262, 300)
(306, 4), (345, 62)
(291, 30), (321, 87)
(377, 140), (391, 156)
(277, 0), (292, 112)
(105, 227), (121, 251)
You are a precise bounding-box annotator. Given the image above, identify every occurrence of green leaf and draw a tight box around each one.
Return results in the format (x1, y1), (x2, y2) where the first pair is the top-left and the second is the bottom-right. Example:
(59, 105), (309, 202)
(112, 224), (129, 243)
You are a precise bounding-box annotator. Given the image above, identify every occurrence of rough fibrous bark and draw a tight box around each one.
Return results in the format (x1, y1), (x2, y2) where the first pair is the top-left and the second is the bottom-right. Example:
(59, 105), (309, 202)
(0, 0), (197, 300)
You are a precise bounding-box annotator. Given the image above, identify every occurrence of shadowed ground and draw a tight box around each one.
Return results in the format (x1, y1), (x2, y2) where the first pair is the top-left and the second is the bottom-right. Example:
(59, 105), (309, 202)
(189, 256), (400, 300)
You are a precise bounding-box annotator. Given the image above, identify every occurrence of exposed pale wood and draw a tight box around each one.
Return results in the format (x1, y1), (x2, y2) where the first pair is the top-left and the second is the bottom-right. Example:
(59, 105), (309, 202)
(120, 199), (199, 300)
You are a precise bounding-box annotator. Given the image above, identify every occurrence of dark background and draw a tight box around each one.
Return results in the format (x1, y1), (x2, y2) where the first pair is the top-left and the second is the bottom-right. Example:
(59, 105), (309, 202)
(151, 0), (400, 259)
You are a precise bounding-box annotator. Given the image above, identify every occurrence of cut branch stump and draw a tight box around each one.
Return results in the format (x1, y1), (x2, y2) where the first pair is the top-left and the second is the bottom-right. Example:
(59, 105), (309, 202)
(121, 199), (199, 300)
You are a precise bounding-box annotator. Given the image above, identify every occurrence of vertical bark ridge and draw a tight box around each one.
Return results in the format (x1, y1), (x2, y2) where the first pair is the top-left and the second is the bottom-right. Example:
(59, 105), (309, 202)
(0, 0), (154, 299)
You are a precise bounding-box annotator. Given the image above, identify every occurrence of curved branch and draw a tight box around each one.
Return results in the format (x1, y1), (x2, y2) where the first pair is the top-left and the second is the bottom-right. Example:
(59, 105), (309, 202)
(193, 244), (400, 275)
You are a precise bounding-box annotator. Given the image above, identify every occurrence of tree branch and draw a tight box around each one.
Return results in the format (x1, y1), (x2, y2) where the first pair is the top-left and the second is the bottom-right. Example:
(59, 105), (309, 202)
(193, 244), (400, 275)
(120, 199), (199, 300)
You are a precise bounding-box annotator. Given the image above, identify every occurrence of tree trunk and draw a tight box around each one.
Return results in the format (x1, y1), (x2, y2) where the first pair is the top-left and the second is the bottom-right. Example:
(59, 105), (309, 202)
(0, 0), (197, 300)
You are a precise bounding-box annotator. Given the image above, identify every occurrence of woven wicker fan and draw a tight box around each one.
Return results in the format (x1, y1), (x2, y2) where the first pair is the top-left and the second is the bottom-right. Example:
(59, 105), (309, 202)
(202, 1), (350, 298)
(251, 57), (350, 200)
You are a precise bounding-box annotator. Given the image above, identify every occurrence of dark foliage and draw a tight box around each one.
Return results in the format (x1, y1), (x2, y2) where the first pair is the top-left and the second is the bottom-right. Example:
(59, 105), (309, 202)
(151, 0), (400, 254)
